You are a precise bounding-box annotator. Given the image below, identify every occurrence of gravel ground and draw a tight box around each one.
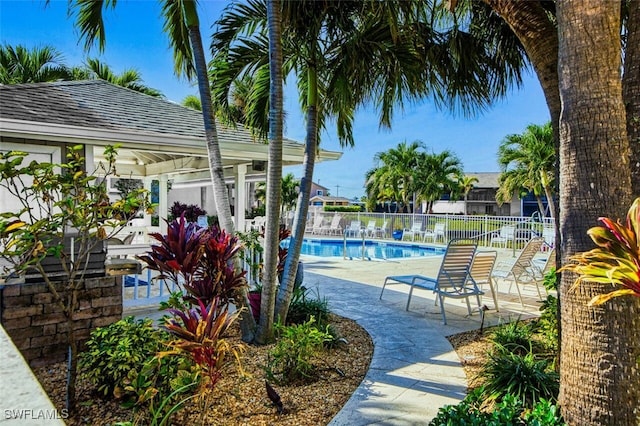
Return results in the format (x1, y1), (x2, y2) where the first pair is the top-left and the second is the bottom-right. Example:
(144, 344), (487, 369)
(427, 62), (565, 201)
(33, 314), (374, 426)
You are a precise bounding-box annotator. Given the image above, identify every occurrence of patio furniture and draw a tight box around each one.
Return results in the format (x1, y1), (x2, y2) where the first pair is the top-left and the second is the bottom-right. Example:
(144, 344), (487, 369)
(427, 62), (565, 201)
(492, 237), (547, 306)
(489, 225), (515, 248)
(363, 220), (377, 237)
(380, 238), (480, 324)
(309, 215), (325, 235)
(345, 220), (363, 237)
(374, 220), (389, 238)
(402, 220), (424, 241)
(468, 251), (499, 311)
(322, 214), (343, 235)
(423, 222), (446, 243)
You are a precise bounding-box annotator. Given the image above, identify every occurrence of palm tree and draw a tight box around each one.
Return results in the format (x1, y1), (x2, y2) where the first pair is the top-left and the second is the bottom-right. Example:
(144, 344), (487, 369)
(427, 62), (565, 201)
(0, 44), (69, 84)
(77, 58), (163, 97)
(181, 94), (201, 110)
(458, 175), (479, 215)
(255, 0), (284, 343)
(497, 122), (555, 219)
(370, 141), (423, 212)
(211, 0), (527, 328)
(414, 150), (463, 214)
(69, 0), (235, 233)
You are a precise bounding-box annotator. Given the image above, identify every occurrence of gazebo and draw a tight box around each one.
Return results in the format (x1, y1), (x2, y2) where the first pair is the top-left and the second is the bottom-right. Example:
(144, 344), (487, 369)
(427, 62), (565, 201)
(0, 80), (342, 232)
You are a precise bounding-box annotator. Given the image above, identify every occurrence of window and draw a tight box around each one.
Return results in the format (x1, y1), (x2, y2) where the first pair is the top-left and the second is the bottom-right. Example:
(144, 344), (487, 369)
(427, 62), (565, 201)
(316, 190), (323, 196)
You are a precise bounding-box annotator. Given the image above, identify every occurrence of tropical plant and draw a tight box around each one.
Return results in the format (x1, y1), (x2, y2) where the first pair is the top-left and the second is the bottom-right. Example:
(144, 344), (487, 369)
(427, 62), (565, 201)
(169, 201), (206, 223)
(73, 58), (163, 97)
(0, 44), (69, 83)
(0, 145), (150, 409)
(162, 298), (245, 391)
(255, 173), (300, 219)
(429, 388), (564, 426)
(561, 197), (640, 306)
(481, 345), (559, 408)
(265, 316), (332, 385)
(286, 286), (329, 327)
(211, 0), (524, 336)
(458, 175), (479, 215)
(137, 215), (247, 309)
(490, 319), (536, 356)
(181, 94), (201, 110)
(414, 149), (463, 214)
(496, 122), (555, 219)
(79, 316), (198, 407)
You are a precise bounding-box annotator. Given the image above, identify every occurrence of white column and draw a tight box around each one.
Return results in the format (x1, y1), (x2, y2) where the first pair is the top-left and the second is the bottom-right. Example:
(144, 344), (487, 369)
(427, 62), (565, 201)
(234, 164), (247, 232)
(159, 174), (168, 235)
(85, 144), (95, 174)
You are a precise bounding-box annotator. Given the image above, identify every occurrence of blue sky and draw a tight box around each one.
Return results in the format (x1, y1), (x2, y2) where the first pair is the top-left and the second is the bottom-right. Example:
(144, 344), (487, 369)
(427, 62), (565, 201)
(0, 0), (551, 199)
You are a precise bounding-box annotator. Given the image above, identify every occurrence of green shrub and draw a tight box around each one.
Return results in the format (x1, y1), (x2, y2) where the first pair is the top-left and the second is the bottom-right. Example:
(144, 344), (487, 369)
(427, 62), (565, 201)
(481, 346), (559, 408)
(265, 317), (332, 385)
(286, 286), (330, 327)
(324, 205), (362, 212)
(80, 316), (197, 404)
(490, 319), (536, 355)
(535, 294), (559, 353)
(429, 389), (564, 425)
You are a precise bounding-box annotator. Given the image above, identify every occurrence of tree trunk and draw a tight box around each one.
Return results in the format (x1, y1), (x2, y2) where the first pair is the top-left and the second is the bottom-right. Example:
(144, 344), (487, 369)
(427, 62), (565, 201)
(255, 0), (283, 345)
(275, 67), (319, 323)
(556, 2), (640, 424)
(185, 7), (234, 234)
(623, 0), (640, 194)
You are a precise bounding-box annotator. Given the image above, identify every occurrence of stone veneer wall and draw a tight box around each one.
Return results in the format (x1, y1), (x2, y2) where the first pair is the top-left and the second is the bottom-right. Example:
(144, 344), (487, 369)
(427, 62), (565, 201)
(1, 276), (122, 367)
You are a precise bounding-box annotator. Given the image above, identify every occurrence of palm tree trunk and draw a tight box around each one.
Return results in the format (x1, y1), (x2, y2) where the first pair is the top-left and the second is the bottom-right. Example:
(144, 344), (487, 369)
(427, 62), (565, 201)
(556, 2), (639, 424)
(275, 66), (318, 323)
(255, 0), (283, 345)
(623, 0), (640, 194)
(184, 4), (234, 234)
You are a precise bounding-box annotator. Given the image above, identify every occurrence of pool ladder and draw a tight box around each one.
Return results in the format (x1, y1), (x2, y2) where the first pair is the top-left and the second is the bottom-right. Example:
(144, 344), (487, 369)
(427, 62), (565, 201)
(343, 229), (368, 261)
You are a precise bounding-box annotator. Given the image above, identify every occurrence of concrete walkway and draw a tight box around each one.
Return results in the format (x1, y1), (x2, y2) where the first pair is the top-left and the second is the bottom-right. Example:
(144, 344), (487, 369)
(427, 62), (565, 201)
(297, 249), (548, 425)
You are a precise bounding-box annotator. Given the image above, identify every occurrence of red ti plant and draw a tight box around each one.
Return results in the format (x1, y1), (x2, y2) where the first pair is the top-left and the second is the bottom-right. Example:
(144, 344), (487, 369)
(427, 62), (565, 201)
(562, 197), (640, 305)
(162, 298), (244, 390)
(137, 214), (247, 309)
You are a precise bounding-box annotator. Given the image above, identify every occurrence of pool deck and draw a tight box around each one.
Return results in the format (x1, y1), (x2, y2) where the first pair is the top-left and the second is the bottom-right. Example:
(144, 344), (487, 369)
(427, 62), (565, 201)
(127, 242), (551, 425)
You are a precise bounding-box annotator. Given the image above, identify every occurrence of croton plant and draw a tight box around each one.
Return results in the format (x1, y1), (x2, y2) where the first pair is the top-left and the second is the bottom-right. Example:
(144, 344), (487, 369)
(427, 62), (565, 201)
(563, 197), (640, 305)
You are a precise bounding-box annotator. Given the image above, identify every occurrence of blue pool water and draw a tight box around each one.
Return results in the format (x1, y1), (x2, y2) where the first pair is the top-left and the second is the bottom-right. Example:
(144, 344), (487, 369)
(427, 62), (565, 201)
(282, 238), (445, 260)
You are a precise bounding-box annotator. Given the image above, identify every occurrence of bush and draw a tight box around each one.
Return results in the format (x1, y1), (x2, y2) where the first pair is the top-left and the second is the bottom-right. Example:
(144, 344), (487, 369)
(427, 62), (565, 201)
(481, 346), (559, 408)
(324, 205), (362, 212)
(429, 389), (564, 425)
(169, 201), (206, 222)
(265, 317), (332, 385)
(490, 319), (537, 355)
(286, 286), (330, 327)
(79, 316), (196, 404)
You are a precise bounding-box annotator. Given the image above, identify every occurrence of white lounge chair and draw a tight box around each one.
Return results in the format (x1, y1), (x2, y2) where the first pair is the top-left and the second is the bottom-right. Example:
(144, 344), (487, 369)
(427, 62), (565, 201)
(469, 251), (499, 312)
(424, 222), (446, 243)
(492, 237), (547, 305)
(402, 220), (424, 241)
(380, 238), (481, 324)
(309, 215), (325, 235)
(489, 225), (515, 248)
(374, 220), (389, 238)
(345, 220), (362, 237)
(363, 220), (377, 237)
(321, 214), (343, 235)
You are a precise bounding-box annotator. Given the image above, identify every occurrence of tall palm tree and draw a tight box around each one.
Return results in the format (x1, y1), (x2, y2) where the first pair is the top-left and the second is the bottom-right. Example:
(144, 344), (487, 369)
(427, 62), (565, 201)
(211, 0), (527, 327)
(0, 44), (69, 84)
(371, 141), (424, 212)
(254, 0), (284, 343)
(497, 122), (555, 219)
(414, 150), (463, 214)
(69, 0), (235, 233)
(458, 175), (479, 215)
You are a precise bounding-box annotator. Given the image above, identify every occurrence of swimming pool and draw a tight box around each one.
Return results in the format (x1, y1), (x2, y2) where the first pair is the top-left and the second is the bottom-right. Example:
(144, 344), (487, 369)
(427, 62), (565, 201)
(282, 238), (445, 260)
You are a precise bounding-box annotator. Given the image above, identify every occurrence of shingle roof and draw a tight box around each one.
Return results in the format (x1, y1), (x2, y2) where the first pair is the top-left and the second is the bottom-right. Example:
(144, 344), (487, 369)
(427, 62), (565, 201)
(467, 172), (501, 188)
(1, 80), (274, 145)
